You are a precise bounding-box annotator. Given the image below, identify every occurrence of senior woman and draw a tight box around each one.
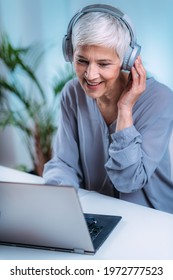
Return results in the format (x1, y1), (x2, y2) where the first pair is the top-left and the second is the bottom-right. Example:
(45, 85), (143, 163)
(43, 4), (173, 214)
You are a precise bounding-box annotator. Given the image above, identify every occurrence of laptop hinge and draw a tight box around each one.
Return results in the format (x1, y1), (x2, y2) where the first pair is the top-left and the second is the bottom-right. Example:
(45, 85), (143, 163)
(73, 248), (85, 254)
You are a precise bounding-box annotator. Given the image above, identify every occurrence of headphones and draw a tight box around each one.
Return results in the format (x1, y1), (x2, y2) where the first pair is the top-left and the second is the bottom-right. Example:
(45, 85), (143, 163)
(62, 4), (141, 71)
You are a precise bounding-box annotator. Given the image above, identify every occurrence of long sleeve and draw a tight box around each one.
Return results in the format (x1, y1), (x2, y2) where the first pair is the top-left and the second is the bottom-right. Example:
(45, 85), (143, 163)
(43, 83), (83, 189)
(105, 79), (173, 194)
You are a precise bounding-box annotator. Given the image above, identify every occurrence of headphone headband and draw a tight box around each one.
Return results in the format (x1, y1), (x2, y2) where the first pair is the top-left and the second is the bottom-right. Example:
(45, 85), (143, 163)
(62, 4), (141, 71)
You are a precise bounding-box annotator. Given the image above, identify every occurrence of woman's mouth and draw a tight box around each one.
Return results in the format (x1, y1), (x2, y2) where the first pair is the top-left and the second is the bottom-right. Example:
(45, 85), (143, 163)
(84, 79), (103, 89)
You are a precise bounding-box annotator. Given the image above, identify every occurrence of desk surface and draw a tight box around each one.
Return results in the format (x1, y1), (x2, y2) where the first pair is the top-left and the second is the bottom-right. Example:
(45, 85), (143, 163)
(0, 165), (173, 260)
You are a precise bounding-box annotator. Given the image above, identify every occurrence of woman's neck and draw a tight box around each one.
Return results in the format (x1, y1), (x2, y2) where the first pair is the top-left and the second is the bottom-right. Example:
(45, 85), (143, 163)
(96, 71), (129, 106)
(96, 72), (129, 125)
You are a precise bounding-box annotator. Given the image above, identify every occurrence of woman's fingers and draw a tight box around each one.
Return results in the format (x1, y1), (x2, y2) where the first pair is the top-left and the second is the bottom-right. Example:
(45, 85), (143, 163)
(131, 56), (146, 92)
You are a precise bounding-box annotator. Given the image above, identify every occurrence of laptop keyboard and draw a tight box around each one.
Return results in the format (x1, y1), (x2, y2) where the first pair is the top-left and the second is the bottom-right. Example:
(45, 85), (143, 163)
(85, 217), (103, 241)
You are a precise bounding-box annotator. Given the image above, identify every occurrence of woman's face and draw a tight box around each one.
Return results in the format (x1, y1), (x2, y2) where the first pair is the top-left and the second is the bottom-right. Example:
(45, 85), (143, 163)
(73, 45), (122, 99)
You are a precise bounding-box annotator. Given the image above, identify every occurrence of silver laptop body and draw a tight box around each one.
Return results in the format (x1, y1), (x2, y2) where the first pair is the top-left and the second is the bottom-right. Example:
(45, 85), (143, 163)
(0, 181), (121, 254)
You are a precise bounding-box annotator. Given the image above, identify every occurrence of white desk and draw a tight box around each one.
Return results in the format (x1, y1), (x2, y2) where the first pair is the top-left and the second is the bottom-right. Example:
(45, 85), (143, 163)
(0, 165), (173, 260)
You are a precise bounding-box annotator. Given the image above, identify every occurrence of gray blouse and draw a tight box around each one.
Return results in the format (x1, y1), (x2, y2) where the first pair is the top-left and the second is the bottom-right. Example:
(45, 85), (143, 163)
(43, 77), (173, 214)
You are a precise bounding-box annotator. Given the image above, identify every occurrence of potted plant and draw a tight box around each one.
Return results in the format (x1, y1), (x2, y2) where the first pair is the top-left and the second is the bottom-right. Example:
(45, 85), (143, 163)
(0, 33), (73, 175)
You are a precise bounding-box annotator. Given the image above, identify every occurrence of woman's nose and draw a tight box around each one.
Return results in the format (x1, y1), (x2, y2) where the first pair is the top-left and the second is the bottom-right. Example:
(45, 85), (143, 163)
(84, 64), (99, 80)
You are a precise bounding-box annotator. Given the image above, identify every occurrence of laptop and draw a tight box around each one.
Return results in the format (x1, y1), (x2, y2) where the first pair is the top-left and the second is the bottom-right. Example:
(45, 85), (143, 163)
(0, 181), (121, 254)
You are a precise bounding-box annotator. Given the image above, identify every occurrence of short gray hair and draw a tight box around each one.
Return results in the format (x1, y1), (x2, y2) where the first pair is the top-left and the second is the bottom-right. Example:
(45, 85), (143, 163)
(72, 12), (131, 64)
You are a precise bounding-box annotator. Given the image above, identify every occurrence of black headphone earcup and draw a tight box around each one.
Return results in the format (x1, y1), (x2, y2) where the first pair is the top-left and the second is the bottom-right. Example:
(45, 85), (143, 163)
(122, 44), (141, 71)
(62, 35), (73, 62)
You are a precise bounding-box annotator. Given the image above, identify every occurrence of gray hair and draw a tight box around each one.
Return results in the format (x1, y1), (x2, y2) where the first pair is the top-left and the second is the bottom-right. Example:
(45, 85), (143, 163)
(72, 12), (131, 64)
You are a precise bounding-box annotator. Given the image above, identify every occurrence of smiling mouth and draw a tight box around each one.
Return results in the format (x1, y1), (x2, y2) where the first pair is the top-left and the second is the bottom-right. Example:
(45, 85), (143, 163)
(84, 79), (103, 86)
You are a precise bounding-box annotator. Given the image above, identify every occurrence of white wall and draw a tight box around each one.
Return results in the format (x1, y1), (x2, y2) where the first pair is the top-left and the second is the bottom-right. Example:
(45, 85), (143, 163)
(0, 0), (173, 170)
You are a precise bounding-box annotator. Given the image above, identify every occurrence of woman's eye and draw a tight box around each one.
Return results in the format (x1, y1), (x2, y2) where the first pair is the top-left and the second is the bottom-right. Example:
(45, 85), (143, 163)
(77, 59), (88, 64)
(99, 63), (110, 67)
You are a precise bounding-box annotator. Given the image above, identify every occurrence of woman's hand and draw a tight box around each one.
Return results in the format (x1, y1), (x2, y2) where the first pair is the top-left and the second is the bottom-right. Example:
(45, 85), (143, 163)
(118, 56), (146, 111)
(116, 56), (146, 131)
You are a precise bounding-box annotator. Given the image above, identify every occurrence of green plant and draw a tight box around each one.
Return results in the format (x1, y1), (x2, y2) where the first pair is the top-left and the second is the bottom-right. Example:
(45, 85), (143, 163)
(0, 34), (73, 175)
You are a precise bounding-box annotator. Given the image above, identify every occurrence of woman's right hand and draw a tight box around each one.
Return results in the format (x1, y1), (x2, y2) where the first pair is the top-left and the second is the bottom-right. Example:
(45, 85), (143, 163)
(116, 56), (146, 131)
